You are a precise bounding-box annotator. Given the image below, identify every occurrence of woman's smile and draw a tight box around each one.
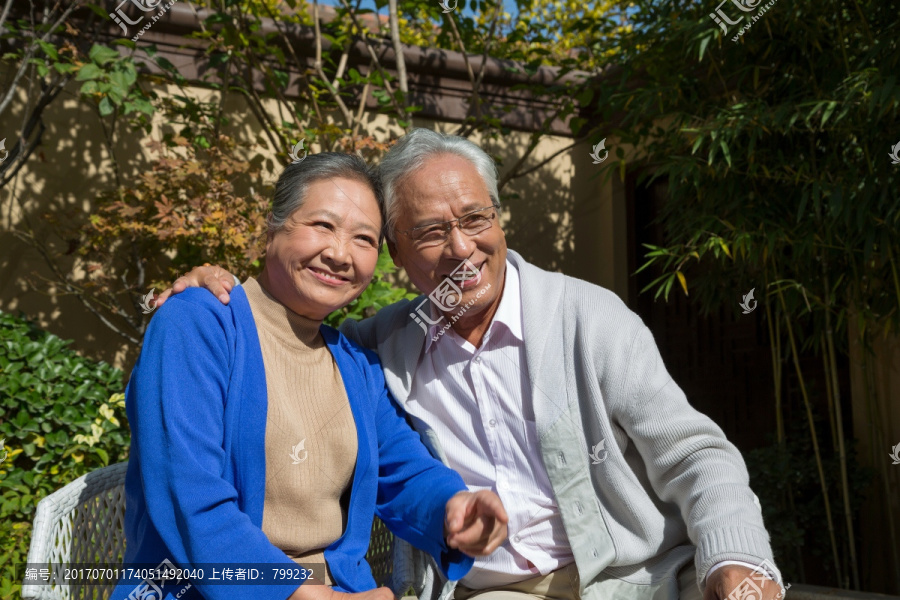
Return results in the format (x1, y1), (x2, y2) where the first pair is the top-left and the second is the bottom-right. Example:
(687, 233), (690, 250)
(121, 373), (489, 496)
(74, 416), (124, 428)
(306, 265), (351, 285)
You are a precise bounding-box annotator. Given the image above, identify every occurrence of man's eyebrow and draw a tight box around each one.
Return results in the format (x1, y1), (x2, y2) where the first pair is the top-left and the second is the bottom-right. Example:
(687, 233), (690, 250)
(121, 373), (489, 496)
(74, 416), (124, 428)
(409, 202), (489, 228)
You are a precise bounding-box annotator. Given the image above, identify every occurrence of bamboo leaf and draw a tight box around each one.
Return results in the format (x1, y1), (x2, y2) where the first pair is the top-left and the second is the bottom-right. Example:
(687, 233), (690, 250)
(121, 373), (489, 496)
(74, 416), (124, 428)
(719, 239), (732, 259)
(720, 139), (732, 167)
(676, 271), (688, 296)
(820, 101), (838, 129)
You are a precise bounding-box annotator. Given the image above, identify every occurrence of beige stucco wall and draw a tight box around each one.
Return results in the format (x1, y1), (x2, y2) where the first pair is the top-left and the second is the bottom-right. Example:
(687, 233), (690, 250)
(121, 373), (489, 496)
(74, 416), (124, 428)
(0, 77), (626, 371)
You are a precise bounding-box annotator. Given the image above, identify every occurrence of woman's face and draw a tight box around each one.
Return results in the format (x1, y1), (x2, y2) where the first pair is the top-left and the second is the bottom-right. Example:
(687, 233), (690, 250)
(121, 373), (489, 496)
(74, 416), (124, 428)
(262, 177), (383, 320)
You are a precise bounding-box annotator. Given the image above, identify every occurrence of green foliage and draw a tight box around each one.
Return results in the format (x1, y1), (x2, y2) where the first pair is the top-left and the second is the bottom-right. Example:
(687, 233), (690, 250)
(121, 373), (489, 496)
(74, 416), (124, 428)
(0, 311), (127, 599)
(594, 0), (899, 585)
(325, 246), (419, 327)
(746, 417), (873, 583)
(77, 43), (154, 118)
(596, 0), (899, 327)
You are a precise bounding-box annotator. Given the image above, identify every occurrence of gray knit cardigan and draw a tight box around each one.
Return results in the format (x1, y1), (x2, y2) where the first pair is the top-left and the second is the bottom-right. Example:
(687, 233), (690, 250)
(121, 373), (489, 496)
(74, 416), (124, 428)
(341, 249), (781, 600)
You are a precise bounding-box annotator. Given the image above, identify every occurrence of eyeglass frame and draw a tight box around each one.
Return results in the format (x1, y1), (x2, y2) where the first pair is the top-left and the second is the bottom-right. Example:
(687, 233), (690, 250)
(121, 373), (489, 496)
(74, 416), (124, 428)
(398, 202), (501, 245)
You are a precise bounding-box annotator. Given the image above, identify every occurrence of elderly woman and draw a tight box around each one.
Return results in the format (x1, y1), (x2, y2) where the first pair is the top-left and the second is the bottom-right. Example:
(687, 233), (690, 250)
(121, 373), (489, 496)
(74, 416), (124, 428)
(111, 153), (507, 600)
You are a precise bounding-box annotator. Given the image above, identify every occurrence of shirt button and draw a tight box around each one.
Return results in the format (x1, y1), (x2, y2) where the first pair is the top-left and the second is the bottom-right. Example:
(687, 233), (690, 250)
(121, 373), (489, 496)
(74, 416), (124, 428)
(489, 419), (497, 427)
(513, 535), (521, 543)
(474, 356), (481, 363)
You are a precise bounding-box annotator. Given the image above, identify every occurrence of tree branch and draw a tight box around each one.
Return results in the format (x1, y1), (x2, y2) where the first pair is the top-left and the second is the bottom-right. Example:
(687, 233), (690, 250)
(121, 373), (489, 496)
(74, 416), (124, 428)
(387, 0), (408, 96)
(313, 0), (355, 129)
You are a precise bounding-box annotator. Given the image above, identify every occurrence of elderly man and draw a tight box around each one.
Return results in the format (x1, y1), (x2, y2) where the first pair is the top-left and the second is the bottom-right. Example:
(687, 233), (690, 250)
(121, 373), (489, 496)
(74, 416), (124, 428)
(159, 129), (784, 600)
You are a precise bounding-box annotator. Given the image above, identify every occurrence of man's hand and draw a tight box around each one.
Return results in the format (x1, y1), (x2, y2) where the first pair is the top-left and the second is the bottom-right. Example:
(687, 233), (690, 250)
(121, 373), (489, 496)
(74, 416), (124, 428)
(704, 565), (781, 600)
(444, 490), (509, 557)
(153, 265), (237, 309)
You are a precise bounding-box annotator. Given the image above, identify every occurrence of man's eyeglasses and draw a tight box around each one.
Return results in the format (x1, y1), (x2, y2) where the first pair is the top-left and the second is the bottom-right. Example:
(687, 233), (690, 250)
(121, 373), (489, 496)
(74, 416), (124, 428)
(400, 204), (500, 247)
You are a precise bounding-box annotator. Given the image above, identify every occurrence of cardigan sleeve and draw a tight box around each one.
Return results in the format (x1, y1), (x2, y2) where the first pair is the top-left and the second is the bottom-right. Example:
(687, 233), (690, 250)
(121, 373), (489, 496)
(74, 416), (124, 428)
(125, 295), (299, 600)
(363, 351), (475, 582)
(613, 325), (779, 583)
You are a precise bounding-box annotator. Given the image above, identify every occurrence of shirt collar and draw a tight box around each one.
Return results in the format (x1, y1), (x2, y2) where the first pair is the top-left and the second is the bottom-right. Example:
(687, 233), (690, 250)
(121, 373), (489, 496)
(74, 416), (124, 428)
(423, 259), (523, 352)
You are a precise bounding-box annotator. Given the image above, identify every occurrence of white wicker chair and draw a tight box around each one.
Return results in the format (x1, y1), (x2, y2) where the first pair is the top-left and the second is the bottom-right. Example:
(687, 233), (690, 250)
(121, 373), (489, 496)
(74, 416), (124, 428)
(23, 462), (401, 600)
(23, 462), (128, 600)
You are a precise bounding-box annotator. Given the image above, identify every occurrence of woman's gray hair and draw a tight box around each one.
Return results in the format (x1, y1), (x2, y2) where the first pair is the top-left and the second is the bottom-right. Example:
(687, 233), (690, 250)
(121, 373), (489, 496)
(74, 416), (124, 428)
(378, 129), (500, 241)
(269, 152), (385, 244)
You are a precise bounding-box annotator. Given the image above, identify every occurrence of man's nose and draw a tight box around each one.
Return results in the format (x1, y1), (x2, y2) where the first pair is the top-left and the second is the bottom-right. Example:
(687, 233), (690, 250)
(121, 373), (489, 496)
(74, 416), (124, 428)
(445, 224), (474, 258)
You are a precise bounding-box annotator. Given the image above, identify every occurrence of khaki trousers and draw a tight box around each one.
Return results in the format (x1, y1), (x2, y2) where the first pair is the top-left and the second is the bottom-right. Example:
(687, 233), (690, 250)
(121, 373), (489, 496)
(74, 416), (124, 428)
(453, 563), (703, 600)
(454, 564), (581, 600)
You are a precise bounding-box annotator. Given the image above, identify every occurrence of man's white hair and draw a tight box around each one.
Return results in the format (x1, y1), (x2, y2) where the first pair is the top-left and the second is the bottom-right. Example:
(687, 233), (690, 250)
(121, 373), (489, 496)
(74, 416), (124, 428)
(379, 128), (500, 241)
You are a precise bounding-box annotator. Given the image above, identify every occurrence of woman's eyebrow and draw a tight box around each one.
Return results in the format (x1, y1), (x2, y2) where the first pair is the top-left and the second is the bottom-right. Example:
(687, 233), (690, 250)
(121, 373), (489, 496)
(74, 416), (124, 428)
(305, 208), (343, 222)
(305, 209), (380, 237)
(352, 219), (381, 237)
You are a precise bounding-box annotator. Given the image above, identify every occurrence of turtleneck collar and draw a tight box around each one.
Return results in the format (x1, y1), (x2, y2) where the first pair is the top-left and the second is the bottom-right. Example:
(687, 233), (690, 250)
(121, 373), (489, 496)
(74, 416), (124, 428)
(242, 277), (324, 351)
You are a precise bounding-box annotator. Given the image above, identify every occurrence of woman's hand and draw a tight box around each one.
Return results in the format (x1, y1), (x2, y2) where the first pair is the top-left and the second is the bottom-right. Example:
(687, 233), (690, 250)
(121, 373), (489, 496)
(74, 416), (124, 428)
(444, 490), (509, 557)
(153, 265), (237, 309)
(288, 582), (394, 600)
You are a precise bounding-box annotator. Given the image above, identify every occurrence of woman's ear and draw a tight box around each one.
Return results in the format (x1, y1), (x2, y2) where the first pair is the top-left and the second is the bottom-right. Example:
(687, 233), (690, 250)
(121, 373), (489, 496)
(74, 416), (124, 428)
(265, 213), (277, 245)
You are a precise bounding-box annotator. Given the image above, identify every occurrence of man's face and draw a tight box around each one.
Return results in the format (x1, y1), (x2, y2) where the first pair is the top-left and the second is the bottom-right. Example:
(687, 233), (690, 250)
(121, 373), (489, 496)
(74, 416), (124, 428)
(388, 154), (507, 324)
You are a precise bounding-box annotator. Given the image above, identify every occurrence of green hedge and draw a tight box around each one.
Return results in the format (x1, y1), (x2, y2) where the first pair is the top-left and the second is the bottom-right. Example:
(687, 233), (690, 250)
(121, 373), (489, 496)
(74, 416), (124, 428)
(0, 311), (128, 600)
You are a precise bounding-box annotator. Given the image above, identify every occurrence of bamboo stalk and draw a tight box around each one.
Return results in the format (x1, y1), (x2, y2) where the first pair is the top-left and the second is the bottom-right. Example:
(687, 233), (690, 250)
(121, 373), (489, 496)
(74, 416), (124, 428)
(777, 285), (843, 585)
(820, 333), (847, 586)
(765, 270), (785, 445)
(824, 310), (859, 589)
(764, 280), (805, 576)
(822, 336), (838, 453)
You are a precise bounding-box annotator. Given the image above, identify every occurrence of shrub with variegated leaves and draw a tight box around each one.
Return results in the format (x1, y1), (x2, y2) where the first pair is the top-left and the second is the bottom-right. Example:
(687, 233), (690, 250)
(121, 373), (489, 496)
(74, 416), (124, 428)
(0, 311), (127, 599)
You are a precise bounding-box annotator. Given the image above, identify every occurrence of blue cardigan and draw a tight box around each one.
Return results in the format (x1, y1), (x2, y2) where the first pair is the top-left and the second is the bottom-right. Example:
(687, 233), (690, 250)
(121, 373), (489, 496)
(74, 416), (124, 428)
(111, 287), (473, 600)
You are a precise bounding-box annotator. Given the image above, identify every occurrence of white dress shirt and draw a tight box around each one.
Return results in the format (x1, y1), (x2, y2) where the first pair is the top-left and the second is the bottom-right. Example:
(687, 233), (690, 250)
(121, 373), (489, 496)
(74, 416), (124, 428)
(406, 261), (574, 587)
(403, 261), (767, 589)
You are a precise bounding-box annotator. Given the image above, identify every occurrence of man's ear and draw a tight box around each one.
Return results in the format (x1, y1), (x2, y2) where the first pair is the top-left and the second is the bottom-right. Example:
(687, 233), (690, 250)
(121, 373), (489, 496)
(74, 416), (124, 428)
(387, 238), (402, 269)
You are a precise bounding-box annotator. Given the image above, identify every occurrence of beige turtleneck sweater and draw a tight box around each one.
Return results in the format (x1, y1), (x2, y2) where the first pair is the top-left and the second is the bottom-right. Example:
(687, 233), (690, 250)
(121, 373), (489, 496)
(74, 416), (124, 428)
(243, 277), (358, 585)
